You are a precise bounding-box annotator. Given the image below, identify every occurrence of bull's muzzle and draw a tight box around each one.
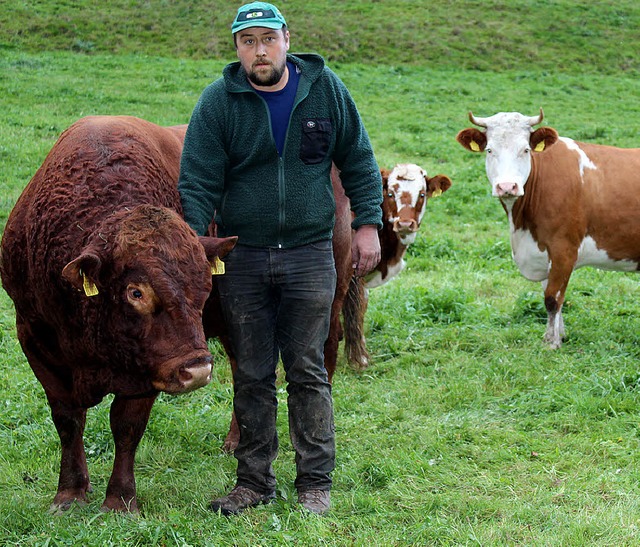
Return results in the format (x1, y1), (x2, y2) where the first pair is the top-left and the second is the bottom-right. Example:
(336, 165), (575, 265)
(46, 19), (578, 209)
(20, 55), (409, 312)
(152, 352), (212, 394)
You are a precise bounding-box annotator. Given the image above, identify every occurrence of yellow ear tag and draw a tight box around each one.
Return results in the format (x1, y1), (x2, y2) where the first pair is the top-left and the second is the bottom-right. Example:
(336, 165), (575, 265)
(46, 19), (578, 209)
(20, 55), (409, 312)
(82, 272), (99, 297)
(469, 140), (480, 152)
(210, 256), (225, 275)
(534, 141), (546, 152)
(431, 188), (442, 198)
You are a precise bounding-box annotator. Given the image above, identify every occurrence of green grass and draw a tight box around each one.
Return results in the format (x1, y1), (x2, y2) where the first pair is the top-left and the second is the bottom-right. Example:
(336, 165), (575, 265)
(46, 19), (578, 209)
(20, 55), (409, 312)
(2, 1), (640, 545)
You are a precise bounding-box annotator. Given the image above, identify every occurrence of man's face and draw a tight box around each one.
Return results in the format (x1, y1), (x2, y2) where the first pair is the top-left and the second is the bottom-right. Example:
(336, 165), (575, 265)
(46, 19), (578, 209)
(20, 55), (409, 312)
(235, 27), (290, 88)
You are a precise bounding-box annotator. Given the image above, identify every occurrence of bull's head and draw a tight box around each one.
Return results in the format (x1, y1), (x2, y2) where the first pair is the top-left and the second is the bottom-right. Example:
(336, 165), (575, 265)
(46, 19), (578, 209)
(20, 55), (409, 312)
(382, 163), (452, 245)
(61, 205), (237, 395)
(456, 108), (558, 201)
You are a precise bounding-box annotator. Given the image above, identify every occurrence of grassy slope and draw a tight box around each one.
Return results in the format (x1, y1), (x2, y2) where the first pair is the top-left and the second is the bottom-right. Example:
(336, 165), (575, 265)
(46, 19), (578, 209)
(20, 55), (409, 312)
(2, 1), (640, 545)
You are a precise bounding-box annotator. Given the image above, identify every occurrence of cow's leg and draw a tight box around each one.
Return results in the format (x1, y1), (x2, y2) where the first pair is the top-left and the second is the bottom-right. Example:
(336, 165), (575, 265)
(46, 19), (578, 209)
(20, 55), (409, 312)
(48, 400), (91, 514)
(102, 394), (157, 512)
(541, 256), (573, 349)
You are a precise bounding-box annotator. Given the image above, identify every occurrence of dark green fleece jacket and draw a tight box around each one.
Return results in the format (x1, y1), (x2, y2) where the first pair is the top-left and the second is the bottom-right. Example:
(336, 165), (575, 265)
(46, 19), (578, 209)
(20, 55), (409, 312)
(178, 53), (382, 247)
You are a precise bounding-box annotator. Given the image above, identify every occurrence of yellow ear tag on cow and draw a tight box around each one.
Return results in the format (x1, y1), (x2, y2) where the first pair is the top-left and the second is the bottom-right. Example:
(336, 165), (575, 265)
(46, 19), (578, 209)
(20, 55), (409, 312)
(535, 141), (546, 152)
(82, 273), (99, 297)
(469, 140), (480, 152)
(210, 257), (225, 275)
(431, 188), (442, 198)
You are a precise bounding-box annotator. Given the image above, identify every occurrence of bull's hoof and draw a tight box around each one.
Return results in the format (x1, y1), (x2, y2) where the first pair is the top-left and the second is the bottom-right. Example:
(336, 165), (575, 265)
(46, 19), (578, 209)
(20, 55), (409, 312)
(101, 496), (140, 514)
(49, 497), (87, 515)
(221, 435), (238, 454)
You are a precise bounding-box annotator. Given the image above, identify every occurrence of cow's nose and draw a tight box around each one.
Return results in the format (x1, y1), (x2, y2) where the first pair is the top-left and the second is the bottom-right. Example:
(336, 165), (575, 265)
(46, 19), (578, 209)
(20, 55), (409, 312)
(393, 219), (418, 234)
(495, 182), (520, 197)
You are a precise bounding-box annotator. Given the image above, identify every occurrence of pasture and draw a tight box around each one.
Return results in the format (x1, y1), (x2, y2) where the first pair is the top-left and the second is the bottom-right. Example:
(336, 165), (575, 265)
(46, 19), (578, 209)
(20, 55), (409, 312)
(2, 1), (640, 545)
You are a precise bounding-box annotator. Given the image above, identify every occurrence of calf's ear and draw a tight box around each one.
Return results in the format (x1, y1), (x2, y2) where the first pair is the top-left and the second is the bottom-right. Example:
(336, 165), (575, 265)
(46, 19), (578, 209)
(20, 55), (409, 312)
(530, 126), (559, 152)
(456, 128), (486, 152)
(427, 175), (453, 197)
(62, 252), (102, 296)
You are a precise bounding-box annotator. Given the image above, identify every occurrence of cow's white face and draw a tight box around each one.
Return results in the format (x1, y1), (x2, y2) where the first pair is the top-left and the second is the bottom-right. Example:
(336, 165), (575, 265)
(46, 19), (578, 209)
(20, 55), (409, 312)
(482, 112), (538, 200)
(384, 163), (428, 245)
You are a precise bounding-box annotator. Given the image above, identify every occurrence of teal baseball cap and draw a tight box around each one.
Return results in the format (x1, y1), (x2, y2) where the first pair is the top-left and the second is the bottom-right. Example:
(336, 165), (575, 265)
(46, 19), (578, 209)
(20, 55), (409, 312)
(232, 2), (287, 34)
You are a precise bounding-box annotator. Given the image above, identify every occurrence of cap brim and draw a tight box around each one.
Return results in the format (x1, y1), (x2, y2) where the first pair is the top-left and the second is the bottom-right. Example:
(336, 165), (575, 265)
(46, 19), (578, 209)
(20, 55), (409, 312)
(232, 21), (284, 34)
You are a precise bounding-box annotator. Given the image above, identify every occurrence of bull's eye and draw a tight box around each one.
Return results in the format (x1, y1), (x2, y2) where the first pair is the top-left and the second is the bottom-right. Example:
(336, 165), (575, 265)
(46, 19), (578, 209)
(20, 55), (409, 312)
(486, 148), (492, 154)
(524, 147), (531, 154)
(131, 288), (143, 299)
(126, 283), (159, 314)
(419, 192), (426, 198)
(387, 192), (394, 198)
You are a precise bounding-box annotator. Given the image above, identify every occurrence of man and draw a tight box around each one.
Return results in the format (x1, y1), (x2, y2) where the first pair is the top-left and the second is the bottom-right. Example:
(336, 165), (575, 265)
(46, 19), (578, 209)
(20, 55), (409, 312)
(178, 1), (382, 516)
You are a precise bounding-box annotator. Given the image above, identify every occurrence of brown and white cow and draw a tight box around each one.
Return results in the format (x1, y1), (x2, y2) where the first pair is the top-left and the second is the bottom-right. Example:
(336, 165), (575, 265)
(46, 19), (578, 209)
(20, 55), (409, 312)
(456, 109), (640, 348)
(339, 163), (452, 369)
(0, 116), (236, 513)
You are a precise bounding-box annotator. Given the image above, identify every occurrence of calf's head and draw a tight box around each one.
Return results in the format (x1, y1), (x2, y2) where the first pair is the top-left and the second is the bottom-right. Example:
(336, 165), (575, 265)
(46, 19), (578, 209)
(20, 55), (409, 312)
(382, 163), (452, 245)
(456, 108), (558, 200)
(61, 205), (236, 395)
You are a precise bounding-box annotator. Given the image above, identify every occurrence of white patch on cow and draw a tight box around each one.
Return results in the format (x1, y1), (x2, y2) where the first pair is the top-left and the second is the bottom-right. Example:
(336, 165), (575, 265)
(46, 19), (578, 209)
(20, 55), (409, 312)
(508, 221), (550, 282)
(558, 137), (597, 178)
(364, 259), (406, 289)
(575, 236), (638, 271)
(508, 227), (639, 281)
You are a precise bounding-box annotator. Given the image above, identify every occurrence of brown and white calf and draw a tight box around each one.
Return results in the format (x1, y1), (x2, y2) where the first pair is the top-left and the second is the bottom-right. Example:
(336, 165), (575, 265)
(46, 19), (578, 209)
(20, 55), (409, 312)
(364, 163), (452, 289)
(340, 163), (452, 368)
(456, 109), (640, 348)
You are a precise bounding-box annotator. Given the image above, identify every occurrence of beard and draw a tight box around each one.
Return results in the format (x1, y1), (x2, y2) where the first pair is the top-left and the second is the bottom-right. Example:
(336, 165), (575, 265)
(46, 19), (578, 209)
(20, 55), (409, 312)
(248, 59), (287, 87)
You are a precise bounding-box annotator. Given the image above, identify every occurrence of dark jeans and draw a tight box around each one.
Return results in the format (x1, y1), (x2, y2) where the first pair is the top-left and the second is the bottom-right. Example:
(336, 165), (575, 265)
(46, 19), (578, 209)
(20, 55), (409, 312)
(217, 241), (337, 494)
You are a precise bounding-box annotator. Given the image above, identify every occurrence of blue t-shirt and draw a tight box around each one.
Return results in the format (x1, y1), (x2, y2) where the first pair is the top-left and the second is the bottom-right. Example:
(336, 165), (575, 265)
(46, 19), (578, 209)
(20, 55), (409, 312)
(255, 62), (300, 156)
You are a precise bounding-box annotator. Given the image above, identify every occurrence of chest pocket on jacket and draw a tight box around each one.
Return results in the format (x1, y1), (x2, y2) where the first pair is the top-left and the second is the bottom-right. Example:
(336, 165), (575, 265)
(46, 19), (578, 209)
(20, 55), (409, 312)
(300, 118), (332, 165)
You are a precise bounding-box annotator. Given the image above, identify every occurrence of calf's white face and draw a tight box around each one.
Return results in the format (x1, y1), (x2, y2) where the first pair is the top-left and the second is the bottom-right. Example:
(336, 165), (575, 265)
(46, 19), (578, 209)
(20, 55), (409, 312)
(385, 163), (428, 245)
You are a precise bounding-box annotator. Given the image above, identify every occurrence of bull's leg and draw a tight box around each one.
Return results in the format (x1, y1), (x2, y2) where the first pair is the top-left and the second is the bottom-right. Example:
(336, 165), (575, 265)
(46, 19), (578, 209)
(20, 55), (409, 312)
(17, 321), (92, 514)
(102, 394), (156, 512)
(48, 400), (91, 514)
(218, 335), (240, 454)
(541, 259), (572, 349)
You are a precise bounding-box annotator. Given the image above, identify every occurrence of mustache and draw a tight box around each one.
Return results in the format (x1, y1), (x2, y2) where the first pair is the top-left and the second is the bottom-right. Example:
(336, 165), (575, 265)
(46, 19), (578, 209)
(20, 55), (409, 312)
(252, 59), (273, 68)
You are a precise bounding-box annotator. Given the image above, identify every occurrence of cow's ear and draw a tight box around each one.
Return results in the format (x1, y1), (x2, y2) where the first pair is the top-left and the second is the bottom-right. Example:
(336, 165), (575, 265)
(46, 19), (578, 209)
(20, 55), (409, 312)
(62, 252), (102, 296)
(427, 175), (452, 198)
(530, 126), (559, 152)
(380, 168), (391, 190)
(456, 128), (486, 152)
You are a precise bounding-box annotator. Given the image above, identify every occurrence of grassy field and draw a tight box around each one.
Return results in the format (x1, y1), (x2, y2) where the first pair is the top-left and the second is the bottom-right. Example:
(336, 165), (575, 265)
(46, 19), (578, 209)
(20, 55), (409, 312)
(2, 1), (640, 545)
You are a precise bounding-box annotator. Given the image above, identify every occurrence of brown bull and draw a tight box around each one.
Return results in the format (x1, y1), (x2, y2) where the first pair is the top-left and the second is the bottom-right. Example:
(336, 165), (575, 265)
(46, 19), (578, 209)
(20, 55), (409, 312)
(0, 116), (236, 512)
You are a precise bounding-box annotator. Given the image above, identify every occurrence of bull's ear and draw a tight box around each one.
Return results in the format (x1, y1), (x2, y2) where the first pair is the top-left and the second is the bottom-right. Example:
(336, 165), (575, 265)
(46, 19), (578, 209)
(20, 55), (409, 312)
(530, 126), (559, 152)
(62, 252), (102, 296)
(456, 128), (486, 152)
(427, 175), (453, 198)
(199, 236), (238, 276)
(199, 236), (238, 260)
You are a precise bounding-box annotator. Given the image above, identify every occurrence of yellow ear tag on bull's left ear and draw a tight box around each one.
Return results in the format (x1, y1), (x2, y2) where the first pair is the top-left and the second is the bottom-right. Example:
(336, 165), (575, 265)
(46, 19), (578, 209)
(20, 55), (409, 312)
(210, 256), (225, 275)
(431, 188), (442, 198)
(82, 272), (99, 297)
(469, 140), (480, 152)
(535, 141), (546, 152)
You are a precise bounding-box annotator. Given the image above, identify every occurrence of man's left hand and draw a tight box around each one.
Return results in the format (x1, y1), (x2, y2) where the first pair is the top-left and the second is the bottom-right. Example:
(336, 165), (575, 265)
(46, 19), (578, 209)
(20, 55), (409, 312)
(351, 224), (381, 278)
